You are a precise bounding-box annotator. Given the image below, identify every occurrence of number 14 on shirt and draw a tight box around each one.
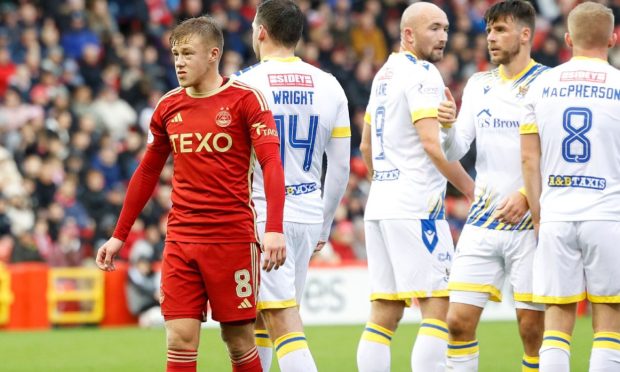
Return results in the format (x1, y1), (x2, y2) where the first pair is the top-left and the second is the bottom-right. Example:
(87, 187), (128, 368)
(274, 114), (319, 172)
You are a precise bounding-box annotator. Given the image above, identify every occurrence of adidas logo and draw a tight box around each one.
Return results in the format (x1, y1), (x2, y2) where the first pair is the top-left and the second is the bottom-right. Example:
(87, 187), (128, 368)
(237, 298), (252, 309)
(171, 112), (183, 123)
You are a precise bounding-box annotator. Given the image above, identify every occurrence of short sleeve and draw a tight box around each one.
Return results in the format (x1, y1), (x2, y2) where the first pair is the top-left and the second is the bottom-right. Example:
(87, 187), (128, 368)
(406, 64), (445, 123)
(331, 84), (351, 138)
(242, 89), (280, 146)
(520, 81), (540, 135)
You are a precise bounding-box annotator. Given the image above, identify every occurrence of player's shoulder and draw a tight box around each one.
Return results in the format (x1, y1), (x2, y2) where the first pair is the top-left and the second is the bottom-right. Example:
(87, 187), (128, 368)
(154, 87), (185, 112)
(228, 79), (270, 110)
(232, 61), (264, 79)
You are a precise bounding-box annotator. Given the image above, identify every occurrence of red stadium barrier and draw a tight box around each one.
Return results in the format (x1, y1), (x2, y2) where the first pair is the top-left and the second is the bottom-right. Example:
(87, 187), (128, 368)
(5, 263), (49, 330)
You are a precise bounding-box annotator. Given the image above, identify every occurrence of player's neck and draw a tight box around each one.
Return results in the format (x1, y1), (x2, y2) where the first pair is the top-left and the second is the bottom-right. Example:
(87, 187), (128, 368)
(572, 48), (609, 62)
(260, 44), (295, 61)
(187, 72), (224, 96)
(500, 51), (533, 80)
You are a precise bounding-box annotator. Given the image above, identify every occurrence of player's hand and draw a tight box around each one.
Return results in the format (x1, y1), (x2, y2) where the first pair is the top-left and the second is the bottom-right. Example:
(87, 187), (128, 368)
(95, 237), (124, 272)
(438, 87), (457, 128)
(262, 232), (286, 272)
(493, 191), (528, 225)
(314, 241), (326, 253)
(533, 222), (540, 240)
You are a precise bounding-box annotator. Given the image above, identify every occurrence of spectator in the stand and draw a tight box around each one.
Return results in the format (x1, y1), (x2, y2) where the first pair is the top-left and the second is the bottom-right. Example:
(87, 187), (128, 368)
(91, 86), (137, 142)
(350, 10), (388, 67)
(126, 240), (163, 327)
(60, 12), (100, 60)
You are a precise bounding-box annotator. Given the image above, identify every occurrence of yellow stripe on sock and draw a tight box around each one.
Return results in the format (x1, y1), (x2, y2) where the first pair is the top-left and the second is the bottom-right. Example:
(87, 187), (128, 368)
(361, 322), (394, 346)
(542, 330), (571, 352)
(274, 332), (308, 359)
(522, 354), (539, 371)
(418, 319), (449, 341)
(255, 329), (273, 348)
(447, 340), (479, 357)
(593, 332), (620, 351)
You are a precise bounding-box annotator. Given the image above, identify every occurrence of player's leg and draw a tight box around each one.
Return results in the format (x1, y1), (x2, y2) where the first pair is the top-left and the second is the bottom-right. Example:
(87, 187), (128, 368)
(515, 308), (544, 371)
(446, 226), (503, 372)
(357, 220), (402, 372)
(263, 222), (320, 372)
(262, 307), (315, 372)
(255, 222), (318, 372)
(590, 303), (620, 372)
(160, 242), (207, 372)
(508, 229), (544, 371)
(221, 321), (262, 372)
(414, 296), (450, 372)
(534, 222), (583, 372)
(358, 299), (406, 372)
(202, 242), (262, 371)
(408, 220), (453, 372)
(582, 220), (620, 371)
(254, 313), (273, 371)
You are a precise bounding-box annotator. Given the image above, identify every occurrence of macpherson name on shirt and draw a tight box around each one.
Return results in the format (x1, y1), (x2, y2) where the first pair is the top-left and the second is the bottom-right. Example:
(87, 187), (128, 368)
(541, 85), (620, 101)
(548, 174), (606, 190)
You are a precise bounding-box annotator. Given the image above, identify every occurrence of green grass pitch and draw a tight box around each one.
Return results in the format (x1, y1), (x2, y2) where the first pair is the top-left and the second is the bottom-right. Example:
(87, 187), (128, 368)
(0, 318), (592, 371)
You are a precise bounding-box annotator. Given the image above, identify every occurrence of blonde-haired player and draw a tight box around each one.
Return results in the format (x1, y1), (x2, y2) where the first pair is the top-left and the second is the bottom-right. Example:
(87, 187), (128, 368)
(521, 2), (620, 371)
(358, 3), (474, 371)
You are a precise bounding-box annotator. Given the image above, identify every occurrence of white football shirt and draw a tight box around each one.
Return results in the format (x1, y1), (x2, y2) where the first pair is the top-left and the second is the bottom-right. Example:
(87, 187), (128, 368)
(520, 57), (620, 222)
(443, 60), (548, 230)
(234, 57), (351, 223)
(364, 51), (447, 221)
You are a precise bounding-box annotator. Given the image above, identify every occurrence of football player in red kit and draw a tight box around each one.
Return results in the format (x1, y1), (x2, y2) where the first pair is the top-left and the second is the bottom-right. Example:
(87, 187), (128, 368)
(95, 16), (285, 372)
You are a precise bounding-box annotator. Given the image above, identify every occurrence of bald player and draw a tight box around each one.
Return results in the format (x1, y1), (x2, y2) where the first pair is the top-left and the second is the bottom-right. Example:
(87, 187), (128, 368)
(358, 3), (474, 371)
(520, 2), (620, 371)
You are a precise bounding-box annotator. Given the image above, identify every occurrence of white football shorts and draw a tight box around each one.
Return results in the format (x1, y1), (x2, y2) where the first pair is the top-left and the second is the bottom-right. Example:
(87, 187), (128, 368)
(364, 219), (453, 305)
(448, 224), (543, 311)
(533, 220), (620, 304)
(256, 221), (321, 310)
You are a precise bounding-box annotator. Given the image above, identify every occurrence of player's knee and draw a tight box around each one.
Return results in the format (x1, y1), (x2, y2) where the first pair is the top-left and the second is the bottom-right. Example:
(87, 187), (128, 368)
(447, 310), (474, 339)
(167, 327), (198, 350)
(221, 322), (255, 358)
(518, 315), (544, 346)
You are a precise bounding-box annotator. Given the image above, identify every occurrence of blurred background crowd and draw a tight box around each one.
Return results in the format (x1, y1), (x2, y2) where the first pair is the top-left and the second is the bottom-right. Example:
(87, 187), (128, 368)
(0, 0), (619, 267)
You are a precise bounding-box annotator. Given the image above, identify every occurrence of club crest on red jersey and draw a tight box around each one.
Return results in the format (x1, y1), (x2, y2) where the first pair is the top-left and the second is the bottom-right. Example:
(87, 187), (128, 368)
(216, 107), (232, 127)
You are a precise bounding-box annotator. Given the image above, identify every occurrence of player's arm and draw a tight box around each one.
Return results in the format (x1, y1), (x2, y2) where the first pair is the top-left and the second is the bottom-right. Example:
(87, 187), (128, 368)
(96, 116), (171, 271)
(416, 118), (475, 201)
(521, 134), (541, 231)
(519, 84), (543, 234)
(360, 113), (373, 179)
(244, 89), (286, 271)
(439, 85), (476, 162)
(319, 120), (351, 251)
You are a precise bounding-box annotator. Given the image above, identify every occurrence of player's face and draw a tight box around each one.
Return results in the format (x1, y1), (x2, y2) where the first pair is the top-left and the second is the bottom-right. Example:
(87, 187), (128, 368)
(486, 17), (522, 65)
(413, 16), (449, 62)
(171, 35), (212, 88)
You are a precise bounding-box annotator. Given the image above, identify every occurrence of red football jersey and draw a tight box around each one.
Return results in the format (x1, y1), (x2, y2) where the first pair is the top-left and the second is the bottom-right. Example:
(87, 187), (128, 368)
(148, 78), (280, 243)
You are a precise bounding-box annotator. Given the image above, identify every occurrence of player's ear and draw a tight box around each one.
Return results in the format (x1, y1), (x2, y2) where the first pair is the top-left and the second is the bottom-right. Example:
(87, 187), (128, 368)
(521, 26), (531, 44)
(564, 32), (573, 49)
(209, 46), (220, 63)
(258, 24), (267, 41)
(609, 32), (617, 48)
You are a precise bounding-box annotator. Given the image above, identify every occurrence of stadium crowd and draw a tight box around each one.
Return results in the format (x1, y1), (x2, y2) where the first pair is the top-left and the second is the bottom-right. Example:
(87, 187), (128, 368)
(0, 0), (618, 266)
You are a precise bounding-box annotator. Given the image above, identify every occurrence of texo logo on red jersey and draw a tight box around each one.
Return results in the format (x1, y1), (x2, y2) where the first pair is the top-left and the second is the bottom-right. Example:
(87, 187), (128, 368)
(169, 132), (233, 153)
